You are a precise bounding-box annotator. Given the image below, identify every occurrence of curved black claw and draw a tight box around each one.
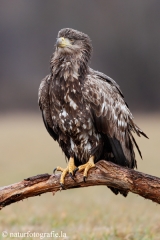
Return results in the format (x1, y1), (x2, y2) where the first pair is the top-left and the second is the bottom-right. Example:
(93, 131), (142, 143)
(53, 168), (57, 175)
(73, 167), (79, 176)
(60, 183), (66, 190)
(69, 172), (76, 182)
(83, 176), (87, 183)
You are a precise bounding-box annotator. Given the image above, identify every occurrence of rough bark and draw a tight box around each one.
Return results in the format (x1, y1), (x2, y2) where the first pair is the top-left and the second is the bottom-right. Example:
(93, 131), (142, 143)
(0, 160), (160, 210)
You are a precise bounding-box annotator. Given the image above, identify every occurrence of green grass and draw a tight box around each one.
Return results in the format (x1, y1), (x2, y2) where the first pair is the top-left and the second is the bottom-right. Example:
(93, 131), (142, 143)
(0, 113), (160, 240)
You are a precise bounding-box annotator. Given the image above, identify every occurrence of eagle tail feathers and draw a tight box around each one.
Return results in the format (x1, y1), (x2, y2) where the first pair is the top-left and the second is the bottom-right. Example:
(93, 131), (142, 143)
(107, 136), (134, 197)
(107, 187), (128, 197)
(108, 137), (129, 167)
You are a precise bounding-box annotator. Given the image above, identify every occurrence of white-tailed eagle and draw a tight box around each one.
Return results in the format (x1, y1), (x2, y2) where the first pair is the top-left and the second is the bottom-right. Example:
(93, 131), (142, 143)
(38, 28), (148, 196)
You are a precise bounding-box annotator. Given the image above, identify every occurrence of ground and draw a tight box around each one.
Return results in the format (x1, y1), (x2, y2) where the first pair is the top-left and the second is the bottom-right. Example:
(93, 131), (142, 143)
(0, 113), (160, 240)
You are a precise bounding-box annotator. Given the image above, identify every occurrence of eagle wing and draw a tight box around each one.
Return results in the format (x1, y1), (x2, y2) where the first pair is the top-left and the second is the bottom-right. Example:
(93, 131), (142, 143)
(83, 69), (147, 167)
(38, 75), (58, 141)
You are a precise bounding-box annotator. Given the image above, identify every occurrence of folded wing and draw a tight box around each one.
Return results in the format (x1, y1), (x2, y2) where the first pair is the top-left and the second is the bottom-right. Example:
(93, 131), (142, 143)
(83, 69), (148, 168)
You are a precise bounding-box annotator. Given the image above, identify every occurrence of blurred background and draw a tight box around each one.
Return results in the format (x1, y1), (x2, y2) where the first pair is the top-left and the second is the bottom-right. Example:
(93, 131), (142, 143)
(0, 0), (160, 112)
(0, 1), (160, 239)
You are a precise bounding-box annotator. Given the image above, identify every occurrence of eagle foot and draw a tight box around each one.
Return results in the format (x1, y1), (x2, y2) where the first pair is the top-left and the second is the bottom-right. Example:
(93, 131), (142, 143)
(75, 155), (95, 182)
(53, 157), (77, 185)
(60, 183), (66, 190)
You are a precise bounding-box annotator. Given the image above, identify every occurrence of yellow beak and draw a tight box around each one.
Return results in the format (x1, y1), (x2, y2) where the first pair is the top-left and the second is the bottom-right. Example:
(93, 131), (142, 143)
(56, 37), (71, 48)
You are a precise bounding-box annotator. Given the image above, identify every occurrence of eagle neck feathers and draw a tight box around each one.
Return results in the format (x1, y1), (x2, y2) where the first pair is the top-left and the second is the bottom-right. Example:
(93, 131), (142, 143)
(49, 50), (90, 120)
(50, 51), (89, 82)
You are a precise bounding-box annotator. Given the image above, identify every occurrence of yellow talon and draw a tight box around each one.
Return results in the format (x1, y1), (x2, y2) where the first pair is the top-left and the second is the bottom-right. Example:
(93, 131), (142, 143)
(68, 157), (76, 175)
(56, 166), (65, 172)
(60, 167), (69, 184)
(77, 156), (95, 180)
(54, 157), (77, 185)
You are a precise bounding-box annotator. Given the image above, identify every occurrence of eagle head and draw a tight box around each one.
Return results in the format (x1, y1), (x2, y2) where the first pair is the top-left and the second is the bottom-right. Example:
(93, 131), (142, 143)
(55, 28), (92, 63)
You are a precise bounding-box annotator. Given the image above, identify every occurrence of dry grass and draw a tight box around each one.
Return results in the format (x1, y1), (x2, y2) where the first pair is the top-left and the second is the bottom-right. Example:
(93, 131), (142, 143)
(0, 113), (160, 240)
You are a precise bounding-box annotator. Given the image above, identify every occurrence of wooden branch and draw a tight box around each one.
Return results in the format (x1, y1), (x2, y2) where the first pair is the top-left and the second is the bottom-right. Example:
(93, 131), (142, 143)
(0, 160), (160, 210)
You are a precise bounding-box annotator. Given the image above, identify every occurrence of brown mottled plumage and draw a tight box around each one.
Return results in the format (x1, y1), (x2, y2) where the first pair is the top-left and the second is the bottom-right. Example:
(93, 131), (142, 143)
(38, 28), (148, 196)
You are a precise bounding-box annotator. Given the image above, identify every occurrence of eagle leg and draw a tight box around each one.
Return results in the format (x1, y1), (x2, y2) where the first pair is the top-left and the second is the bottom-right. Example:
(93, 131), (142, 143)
(74, 155), (95, 182)
(53, 157), (77, 185)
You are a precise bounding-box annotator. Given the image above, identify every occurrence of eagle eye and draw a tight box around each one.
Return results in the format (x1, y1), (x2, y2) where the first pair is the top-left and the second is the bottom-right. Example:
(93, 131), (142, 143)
(69, 38), (75, 43)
